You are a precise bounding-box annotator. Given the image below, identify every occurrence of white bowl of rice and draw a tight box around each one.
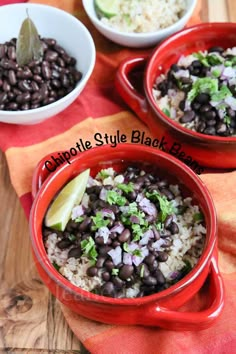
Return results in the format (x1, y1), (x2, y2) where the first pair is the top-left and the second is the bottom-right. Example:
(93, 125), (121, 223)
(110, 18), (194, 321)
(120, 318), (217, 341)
(82, 0), (197, 48)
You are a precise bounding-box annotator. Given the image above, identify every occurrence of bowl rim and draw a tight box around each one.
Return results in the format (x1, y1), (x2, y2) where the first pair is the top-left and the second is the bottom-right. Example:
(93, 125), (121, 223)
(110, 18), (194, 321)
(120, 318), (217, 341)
(145, 22), (236, 143)
(0, 3), (96, 118)
(30, 144), (217, 305)
(82, 0), (197, 39)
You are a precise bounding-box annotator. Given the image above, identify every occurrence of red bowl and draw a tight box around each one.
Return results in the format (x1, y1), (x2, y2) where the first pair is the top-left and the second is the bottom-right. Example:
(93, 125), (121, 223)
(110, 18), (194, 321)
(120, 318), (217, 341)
(115, 23), (236, 170)
(29, 144), (224, 330)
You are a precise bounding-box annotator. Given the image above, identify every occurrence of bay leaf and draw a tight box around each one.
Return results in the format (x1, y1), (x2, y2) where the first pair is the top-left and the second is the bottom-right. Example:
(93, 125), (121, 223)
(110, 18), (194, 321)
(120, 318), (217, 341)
(16, 12), (43, 66)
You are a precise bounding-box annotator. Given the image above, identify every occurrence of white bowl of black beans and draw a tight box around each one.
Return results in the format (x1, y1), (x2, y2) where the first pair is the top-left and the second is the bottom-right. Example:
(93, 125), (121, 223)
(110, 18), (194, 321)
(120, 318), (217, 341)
(0, 3), (96, 124)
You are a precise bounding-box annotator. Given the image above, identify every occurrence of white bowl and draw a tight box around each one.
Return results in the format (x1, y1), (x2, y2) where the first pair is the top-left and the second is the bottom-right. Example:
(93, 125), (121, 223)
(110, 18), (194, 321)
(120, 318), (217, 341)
(0, 3), (96, 125)
(82, 0), (197, 48)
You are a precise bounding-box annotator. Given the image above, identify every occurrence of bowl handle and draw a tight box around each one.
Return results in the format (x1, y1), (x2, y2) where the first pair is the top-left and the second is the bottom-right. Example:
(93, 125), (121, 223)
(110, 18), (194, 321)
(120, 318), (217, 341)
(115, 55), (150, 124)
(142, 257), (224, 330)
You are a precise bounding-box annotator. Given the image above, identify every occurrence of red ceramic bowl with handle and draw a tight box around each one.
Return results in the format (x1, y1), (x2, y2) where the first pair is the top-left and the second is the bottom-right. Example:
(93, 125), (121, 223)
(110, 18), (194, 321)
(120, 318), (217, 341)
(29, 144), (224, 330)
(115, 23), (236, 170)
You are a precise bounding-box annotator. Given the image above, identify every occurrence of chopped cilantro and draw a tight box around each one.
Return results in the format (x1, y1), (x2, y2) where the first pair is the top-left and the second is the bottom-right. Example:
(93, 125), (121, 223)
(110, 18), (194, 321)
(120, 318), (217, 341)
(224, 115), (231, 126)
(187, 77), (218, 102)
(106, 190), (127, 206)
(212, 68), (221, 78)
(211, 85), (232, 102)
(91, 212), (110, 231)
(225, 60), (233, 67)
(112, 268), (119, 276)
(206, 54), (223, 66)
(193, 212), (204, 222)
(75, 216), (84, 223)
(182, 260), (192, 275)
(163, 108), (170, 117)
(81, 237), (98, 262)
(123, 242), (130, 253)
(132, 224), (144, 241)
(117, 182), (134, 194)
(52, 262), (60, 271)
(123, 242), (142, 256)
(140, 264), (145, 278)
(97, 169), (110, 180)
(146, 191), (176, 222)
(132, 249), (142, 257)
(193, 52), (210, 67)
(68, 234), (76, 242)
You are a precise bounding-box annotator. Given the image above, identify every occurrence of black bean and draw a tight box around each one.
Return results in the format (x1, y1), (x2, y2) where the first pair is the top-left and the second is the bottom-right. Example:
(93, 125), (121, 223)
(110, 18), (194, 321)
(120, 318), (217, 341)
(79, 217), (91, 232)
(197, 121), (206, 133)
(68, 247), (81, 259)
(119, 265), (134, 280)
(87, 266), (98, 277)
(152, 226), (160, 240)
(157, 251), (168, 262)
(54, 44), (66, 55)
(206, 119), (216, 127)
(191, 101), (201, 111)
(57, 239), (72, 249)
(205, 110), (216, 120)
(105, 260), (114, 271)
(41, 61), (51, 80)
(180, 110), (195, 123)
(3, 80), (10, 92)
(8, 70), (16, 85)
(0, 92), (7, 104)
(200, 104), (212, 114)
(99, 245), (112, 255)
(7, 102), (18, 110)
(8, 46), (16, 60)
(153, 269), (166, 284)
(161, 188), (174, 201)
(142, 276), (157, 286)
(204, 126), (216, 135)
(164, 215), (173, 229)
(144, 254), (155, 266)
(20, 67), (33, 79)
(16, 92), (31, 104)
(96, 256), (106, 268)
(112, 241), (120, 248)
(31, 103), (40, 109)
(18, 80), (31, 92)
(162, 239), (172, 248)
(102, 271), (110, 282)
(112, 276), (125, 288)
(0, 44), (5, 58)
(216, 122), (227, 134)
(21, 103), (30, 110)
(179, 99), (185, 111)
(101, 282), (115, 297)
(45, 50), (59, 62)
(169, 222), (179, 234)
(227, 108), (236, 118)
(118, 229), (130, 243)
(208, 46), (224, 53)
(195, 93), (210, 104)
(44, 38), (57, 46)
(149, 259), (158, 272)
(32, 92), (43, 103)
(170, 63), (179, 72)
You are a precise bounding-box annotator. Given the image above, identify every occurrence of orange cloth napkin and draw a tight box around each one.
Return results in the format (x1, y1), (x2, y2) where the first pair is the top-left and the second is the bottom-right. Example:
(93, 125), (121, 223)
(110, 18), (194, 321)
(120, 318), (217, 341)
(0, 0), (235, 353)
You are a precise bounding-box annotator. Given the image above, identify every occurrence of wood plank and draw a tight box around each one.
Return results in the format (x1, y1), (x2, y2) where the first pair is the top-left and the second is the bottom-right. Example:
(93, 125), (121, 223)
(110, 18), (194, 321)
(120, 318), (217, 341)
(0, 151), (81, 351)
(227, 0), (236, 22)
(207, 0), (229, 21)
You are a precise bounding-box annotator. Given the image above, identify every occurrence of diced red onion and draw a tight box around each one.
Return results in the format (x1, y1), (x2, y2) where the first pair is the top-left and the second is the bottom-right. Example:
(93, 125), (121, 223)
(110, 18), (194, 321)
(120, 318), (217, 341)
(221, 66), (236, 79)
(130, 215), (140, 224)
(87, 176), (96, 187)
(152, 238), (165, 250)
(139, 229), (154, 246)
(101, 208), (115, 220)
(136, 193), (145, 203)
(71, 205), (84, 220)
(99, 187), (107, 201)
(95, 226), (110, 244)
(123, 252), (132, 265)
(110, 222), (125, 234)
(218, 108), (226, 119)
(173, 69), (190, 79)
(139, 198), (157, 218)
(229, 77), (236, 86)
(132, 255), (143, 266)
(128, 243), (139, 252)
(108, 246), (122, 265)
(210, 100), (221, 107)
(119, 206), (129, 213)
(225, 96), (236, 110)
(141, 246), (149, 258)
(167, 89), (177, 97)
(170, 271), (180, 279)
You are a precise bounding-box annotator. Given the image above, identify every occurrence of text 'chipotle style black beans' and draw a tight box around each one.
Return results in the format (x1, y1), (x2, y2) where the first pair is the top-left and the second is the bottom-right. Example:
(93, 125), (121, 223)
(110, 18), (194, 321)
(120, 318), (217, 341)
(0, 37), (82, 111)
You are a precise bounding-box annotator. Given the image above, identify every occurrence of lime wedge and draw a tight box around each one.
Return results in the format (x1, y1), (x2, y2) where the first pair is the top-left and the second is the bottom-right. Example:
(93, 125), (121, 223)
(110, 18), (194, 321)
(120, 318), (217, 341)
(95, 0), (119, 18)
(45, 168), (90, 231)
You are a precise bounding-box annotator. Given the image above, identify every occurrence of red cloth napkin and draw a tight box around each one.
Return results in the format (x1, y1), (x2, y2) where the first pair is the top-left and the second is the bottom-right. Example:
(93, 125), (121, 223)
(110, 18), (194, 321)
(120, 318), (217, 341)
(0, 0), (235, 353)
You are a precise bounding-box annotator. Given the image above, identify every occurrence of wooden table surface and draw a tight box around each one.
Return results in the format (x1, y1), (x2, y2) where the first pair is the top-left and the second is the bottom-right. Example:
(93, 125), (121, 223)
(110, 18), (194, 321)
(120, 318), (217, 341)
(0, 1), (235, 353)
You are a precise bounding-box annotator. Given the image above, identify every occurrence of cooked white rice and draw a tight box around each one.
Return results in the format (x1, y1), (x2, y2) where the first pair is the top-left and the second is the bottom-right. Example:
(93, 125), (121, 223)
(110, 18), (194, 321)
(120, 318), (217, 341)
(99, 0), (187, 33)
(45, 175), (206, 298)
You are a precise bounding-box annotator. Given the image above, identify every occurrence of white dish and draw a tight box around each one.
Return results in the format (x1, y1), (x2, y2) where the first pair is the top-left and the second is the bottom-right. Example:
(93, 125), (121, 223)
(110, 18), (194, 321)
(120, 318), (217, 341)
(0, 3), (96, 125)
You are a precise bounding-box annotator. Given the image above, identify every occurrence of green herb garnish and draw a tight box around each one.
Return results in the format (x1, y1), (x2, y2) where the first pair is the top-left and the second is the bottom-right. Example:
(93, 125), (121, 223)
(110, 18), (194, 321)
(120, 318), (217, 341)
(211, 85), (232, 102)
(146, 191), (176, 222)
(112, 268), (119, 276)
(91, 212), (110, 231)
(193, 212), (204, 222)
(52, 262), (60, 271)
(140, 264), (145, 278)
(117, 182), (134, 194)
(224, 115), (231, 126)
(163, 108), (171, 117)
(75, 216), (84, 223)
(81, 237), (98, 262)
(97, 169), (110, 180)
(68, 234), (76, 242)
(106, 190), (127, 206)
(187, 77), (218, 102)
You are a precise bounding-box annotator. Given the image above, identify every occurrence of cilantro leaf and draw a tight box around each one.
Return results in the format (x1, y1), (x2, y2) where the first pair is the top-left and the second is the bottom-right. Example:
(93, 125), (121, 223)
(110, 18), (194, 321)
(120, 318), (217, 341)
(193, 212), (204, 222)
(68, 234), (76, 242)
(106, 190), (127, 206)
(52, 262), (60, 271)
(81, 236), (98, 262)
(97, 169), (110, 179)
(91, 212), (110, 231)
(140, 264), (145, 278)
(112, 268), (119, 276)
(75, 216), (84, 223)
(211, 85), (232, 102)
(117, 182), (134, 194)
(224, 115), (231, 126)
(163, 108), (170, 117)
(146, 191), (176, 222)
(193, 52), (210, 67)
(187, 77), (218, 102)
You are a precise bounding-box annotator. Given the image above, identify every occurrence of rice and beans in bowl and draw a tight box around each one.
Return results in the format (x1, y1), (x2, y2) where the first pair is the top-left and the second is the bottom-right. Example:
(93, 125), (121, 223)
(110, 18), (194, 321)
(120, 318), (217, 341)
(43, 165), (206, 298)
(153, 46), (236, 137)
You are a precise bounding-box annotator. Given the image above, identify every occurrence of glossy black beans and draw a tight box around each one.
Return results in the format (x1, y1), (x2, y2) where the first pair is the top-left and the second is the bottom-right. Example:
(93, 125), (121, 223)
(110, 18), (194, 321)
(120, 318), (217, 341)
(0, 37), (82, 111)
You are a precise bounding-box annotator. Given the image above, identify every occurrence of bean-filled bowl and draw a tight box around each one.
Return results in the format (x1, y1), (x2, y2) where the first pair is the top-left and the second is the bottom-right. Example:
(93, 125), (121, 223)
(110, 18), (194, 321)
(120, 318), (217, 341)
(115, 23), (236, 168)
(30, 144), (224, 330)
(0, 3), (95, 125)
(82, 0), (197, 48)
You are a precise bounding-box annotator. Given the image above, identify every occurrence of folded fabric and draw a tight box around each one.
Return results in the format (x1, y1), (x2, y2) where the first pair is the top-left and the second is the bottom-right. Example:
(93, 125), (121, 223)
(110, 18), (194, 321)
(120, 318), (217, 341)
(0, 0), (235, 353)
